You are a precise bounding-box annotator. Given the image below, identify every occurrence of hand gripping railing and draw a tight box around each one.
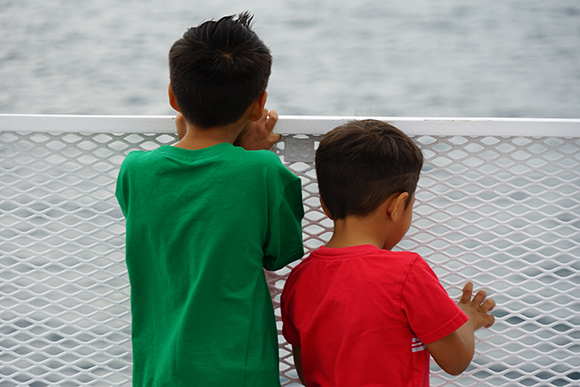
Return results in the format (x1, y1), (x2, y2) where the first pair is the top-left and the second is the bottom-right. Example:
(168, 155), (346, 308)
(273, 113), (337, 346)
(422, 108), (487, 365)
(1, 114), (579, 386)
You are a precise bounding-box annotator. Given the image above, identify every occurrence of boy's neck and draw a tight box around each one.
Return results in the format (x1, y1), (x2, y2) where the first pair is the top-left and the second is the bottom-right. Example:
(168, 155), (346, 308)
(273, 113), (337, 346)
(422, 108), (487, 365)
(169, 90), (266, 151)
(174, 121), (245, 151)
(323, 192), (413, 251)
(325, 216), (395, 251)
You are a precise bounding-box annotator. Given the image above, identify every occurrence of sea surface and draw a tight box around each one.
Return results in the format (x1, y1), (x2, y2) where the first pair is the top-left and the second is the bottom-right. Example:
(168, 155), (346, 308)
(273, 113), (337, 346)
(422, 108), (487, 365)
(1, 0), (580, 118)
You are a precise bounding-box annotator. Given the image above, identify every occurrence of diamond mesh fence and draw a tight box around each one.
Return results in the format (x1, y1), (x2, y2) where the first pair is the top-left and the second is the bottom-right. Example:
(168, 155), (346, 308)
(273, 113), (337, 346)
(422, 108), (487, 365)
(1, 117), (579, 386)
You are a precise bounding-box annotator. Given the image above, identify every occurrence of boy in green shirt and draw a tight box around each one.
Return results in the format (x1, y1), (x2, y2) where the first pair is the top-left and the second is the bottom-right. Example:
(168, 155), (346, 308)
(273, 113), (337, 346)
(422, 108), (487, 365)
(116, 12), (304, 386)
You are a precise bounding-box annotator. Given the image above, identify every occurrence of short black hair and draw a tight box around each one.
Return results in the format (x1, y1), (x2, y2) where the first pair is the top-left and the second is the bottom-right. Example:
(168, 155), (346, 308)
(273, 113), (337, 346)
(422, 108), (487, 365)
(169, 12), (272, 128)
(315, 119), (423, 220)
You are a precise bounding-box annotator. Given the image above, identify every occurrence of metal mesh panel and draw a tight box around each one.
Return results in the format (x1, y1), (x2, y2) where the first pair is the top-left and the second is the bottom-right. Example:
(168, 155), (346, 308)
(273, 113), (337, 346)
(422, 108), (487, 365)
(1, 122), (579, 386)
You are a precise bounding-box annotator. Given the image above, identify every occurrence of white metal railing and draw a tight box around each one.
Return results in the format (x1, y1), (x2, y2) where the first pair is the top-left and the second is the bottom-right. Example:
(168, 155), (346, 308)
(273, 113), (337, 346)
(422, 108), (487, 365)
(1, 114), (579, 386)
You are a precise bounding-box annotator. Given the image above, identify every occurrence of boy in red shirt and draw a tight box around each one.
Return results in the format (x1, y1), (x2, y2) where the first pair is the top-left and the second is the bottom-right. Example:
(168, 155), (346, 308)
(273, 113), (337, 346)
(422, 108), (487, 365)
(281, 119), (495, 386)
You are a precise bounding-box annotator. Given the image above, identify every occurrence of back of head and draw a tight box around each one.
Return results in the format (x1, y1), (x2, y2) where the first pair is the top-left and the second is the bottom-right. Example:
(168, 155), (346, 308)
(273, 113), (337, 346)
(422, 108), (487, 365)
(315, 119), (423, 220)
(169, 12), (272, 128)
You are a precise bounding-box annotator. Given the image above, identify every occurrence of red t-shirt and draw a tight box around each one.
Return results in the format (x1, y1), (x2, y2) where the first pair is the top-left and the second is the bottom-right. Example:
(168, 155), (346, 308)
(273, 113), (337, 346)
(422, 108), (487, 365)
(281, 245), (468, 387)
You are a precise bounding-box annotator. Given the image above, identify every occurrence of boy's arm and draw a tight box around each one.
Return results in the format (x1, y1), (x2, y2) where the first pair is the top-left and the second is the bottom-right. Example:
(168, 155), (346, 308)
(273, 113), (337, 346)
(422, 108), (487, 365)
(234, 108), (280, 150)
(262, 174), (304, 271)
(425, 282), (495, 375)
(292, 346), (306, 385)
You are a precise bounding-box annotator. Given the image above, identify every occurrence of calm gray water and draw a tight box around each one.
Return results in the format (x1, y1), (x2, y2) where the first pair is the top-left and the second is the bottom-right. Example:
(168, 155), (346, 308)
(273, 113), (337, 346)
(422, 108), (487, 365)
(1, 0), (579, 118)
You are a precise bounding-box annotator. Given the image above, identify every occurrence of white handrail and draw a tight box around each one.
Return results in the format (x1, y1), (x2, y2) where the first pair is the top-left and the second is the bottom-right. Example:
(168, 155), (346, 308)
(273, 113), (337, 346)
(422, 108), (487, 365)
(1, 113), (580, 137)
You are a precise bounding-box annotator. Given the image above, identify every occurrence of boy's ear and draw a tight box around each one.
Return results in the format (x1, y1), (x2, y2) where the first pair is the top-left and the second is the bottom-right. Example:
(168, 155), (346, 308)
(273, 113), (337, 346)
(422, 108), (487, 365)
(387, 192), (409, 222)
(248, 91), (268, 121)
(320, 199), (333, 220)
(168, 84), (180, 112)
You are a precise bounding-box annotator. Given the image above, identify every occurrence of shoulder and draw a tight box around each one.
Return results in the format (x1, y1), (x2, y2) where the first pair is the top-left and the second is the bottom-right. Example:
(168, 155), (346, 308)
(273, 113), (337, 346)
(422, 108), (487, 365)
(284, 253), (315, 282)
(368, 249), (424, 272)
(381, 250), (421, 260)
(282, 256), (311, 298)
(383, 251), (438, 285)
(236, 148), (285, 168)
(117, 148), (175, 188)
(119, 148), (161, 168)
(286, 247), (418, 279)
(334, 249), (428, 288)
(403, 252), (436, 275)
(238, 149), (300, 184)
(118, 150), (148, 175)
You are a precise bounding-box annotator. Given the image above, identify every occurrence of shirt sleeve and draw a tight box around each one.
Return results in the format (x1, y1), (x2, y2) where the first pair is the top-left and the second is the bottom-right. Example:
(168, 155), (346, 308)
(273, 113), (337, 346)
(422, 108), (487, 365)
(115, 159), (130, 218)
(263, 171), (305, 271)
(401, 255), (468, 345)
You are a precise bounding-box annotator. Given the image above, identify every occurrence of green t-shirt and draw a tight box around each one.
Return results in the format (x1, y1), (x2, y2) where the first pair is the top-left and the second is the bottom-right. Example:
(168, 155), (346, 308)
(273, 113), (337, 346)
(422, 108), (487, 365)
(116, 143), (304, 386)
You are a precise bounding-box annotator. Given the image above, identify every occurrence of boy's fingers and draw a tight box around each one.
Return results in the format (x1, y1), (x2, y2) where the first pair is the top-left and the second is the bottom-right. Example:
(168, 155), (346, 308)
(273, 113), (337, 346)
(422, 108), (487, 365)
(270, 133), (282, 143)
(265, 110), (279, 132)
(472, 289), (488, 306)
(484, 314), (495, 328)
(481, 298), (496, 313)
(459, 282), (473, 303)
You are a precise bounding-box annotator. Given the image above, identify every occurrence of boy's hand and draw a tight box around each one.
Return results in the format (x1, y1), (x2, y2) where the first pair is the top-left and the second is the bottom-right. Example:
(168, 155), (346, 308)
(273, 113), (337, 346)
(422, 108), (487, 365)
(427, 282), (495, 375)
(458, 282), (496, 330)
(235, 108), (280, 150)
(175, 112), (187, 140)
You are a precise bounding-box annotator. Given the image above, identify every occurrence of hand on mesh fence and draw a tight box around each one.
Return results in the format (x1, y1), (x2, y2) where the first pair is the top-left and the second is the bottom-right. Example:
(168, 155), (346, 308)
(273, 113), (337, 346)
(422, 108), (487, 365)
(425, 282), (496, 375)
(458, 281), (496, 330)
(235, 108), (280, 150)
